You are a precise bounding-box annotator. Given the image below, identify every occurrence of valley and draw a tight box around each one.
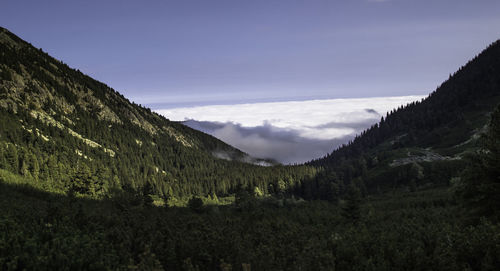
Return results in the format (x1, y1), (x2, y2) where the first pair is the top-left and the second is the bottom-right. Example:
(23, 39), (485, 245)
(1, 25), (500, 270)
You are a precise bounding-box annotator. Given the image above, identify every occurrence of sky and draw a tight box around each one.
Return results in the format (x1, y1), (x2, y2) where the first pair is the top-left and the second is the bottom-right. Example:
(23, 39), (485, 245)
(2, 0), (500, 107)
(2, 0), (500, 163)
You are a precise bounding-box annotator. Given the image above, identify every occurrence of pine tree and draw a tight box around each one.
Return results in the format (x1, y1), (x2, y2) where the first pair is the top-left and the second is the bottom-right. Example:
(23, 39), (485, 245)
(142, 181), (154, 207)
(342, 184), (362, 222)
(28, 153), (39, 180)
(70, 163), (93, 195)
(0, 144), (7, 169)
(20, 152), (30, 177)
(5, 144), (18, 173)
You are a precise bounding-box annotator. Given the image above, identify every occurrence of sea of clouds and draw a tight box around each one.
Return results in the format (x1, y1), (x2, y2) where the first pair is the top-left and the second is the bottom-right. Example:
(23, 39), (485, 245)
(156, 96), (425, 164)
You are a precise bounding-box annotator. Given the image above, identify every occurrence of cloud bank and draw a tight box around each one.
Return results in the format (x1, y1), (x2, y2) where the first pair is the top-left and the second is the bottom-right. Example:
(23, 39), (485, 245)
(157, 96), (425, 164)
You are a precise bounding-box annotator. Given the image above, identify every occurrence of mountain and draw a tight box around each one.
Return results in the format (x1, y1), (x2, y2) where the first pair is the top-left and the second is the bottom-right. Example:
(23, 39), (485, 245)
(304, 39), (500, 199)
(0, 27), (315, 202)
(1, 25), (499, 204)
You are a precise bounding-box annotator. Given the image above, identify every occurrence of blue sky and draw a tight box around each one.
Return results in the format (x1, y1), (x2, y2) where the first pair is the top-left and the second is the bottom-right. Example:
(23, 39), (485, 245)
(2, 0), (500, 107)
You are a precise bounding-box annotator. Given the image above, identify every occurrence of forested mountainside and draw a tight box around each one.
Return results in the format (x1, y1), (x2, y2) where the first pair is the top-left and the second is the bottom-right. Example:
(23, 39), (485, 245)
(0, 26), (316, 202)
(303, 40), (500, 200)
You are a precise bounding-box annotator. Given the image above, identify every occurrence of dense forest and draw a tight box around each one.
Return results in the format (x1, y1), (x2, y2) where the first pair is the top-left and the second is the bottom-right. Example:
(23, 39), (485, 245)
(1, 26), (500, 270)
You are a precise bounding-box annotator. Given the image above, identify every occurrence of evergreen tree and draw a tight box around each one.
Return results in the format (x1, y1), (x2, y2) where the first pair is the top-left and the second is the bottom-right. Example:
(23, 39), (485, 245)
(0, 144), (7, 169)
(28, 152), (39, 180)
(142, 181), (154, 207)
(5, 144), (18, 173)
(342, 184), (362, 222)
(20, 154), (30, 177)
(235, 187), (255, 211)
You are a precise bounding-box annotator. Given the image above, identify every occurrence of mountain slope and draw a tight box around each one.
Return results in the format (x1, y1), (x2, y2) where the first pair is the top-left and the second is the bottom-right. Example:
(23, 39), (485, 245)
(0, 27), (315, 200)
(305, 39), (500, 198)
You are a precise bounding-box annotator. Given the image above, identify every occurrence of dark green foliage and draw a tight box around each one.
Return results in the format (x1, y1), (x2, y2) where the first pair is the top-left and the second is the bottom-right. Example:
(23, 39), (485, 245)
(0, 66), (12, 81)
(4, 144), (18, 173)
(1, 178), (500, 270)
(68, 163), (103, 195)
(342, 184), (362, 222)
(187, 196), (204, 213)
(459, 105), (500, 221)
(234, 188), (256, 211)
(141, 181), (155, 207)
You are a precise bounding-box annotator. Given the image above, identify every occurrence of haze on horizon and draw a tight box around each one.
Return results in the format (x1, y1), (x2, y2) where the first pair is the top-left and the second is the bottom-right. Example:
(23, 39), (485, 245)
(159, 95), (426, 164)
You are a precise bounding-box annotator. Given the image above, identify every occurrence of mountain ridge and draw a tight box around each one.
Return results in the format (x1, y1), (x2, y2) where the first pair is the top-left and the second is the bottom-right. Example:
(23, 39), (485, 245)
(299, 38), (500, 199)
(0, 26), (315, 201)
(1, 25), (500, 202)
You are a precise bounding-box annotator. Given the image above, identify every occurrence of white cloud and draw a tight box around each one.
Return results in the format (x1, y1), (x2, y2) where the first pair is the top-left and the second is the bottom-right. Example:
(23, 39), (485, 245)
(156, 95), (425, 164)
